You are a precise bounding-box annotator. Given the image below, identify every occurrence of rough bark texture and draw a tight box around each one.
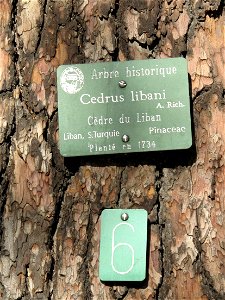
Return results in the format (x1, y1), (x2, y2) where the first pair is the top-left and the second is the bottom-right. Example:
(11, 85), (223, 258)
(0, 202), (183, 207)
(0, 0), (224, 299)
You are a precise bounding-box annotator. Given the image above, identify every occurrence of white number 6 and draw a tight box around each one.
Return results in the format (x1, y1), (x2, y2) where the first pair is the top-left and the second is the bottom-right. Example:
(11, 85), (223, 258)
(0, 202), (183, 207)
(111, 223), (135, 275)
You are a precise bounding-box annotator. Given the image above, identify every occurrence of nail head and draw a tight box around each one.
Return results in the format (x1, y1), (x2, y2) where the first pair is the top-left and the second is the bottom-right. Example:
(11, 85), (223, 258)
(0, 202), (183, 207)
(119, 80), (127, 88)
(121, 212), (129, 221)
(122, 134), (130, 143)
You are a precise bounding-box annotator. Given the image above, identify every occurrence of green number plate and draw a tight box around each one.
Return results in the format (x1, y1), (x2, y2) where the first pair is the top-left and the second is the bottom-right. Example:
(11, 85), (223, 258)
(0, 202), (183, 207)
(57, 58), (192, 156)
(99, 209), (148, 281)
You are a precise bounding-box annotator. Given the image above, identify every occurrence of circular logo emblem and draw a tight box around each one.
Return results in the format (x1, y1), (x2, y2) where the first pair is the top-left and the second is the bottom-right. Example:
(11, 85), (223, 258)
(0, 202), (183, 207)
(60, 66), (84, 94)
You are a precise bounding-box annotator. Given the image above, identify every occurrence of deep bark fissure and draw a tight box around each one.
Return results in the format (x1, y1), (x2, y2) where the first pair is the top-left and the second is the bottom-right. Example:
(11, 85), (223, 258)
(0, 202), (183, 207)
(47, 182), (68, 249)
(46, 256), (54, 299)
(44, 118), (76, 295)
(111, 0), (120, 19)
(208, 164), (217, 201)
(0, 179), (10, 250)
(155, 225), (165, 300)
(45, 170), (73, 297)
(34, 0), (48, 57)
(80, 211), (93, 300)
(221, 89), (225, 106)
(74, 14), (86, 61)
(15, 263), (30, 300)
(110, 47), (119, 62)
(42, 104), (58, 146)
(0, 0), (20, 95)
(155, 167), (165, 300)
(116, 167), (126, 207)
(11, 0), (19, 87)
(0, 102), (16, 250)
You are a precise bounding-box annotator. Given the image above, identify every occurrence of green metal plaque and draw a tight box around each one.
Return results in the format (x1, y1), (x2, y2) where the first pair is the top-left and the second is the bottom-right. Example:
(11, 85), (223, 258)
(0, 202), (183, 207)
(99, 209), (148, 282)
(57, 58), (192, 156)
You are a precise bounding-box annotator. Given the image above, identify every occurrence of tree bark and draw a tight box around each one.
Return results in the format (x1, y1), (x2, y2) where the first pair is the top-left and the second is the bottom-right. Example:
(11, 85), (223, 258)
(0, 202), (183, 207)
(0, 0), (224, 299)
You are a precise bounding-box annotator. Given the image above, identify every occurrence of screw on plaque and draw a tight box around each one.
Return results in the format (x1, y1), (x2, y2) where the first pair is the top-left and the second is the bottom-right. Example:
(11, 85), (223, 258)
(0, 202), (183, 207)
(122, 134), (130, 143)
(119, 80), (127, 88)
(121, 212), (129, 221)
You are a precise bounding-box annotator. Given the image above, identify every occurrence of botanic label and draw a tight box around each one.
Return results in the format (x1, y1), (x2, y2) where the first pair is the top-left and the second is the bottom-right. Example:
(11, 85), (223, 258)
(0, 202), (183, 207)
(57, 58), (192, 156)
(99, 209), (148, 281)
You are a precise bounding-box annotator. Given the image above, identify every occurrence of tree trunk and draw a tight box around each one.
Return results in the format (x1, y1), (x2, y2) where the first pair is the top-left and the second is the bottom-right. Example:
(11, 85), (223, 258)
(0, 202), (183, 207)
(0, 0), (224, 299)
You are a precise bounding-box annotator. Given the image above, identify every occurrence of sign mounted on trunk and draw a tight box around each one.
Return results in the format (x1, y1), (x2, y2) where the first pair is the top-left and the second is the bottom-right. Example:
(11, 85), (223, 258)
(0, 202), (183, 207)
(57, 58), (192, 157)
(99, 209), (148, 282)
